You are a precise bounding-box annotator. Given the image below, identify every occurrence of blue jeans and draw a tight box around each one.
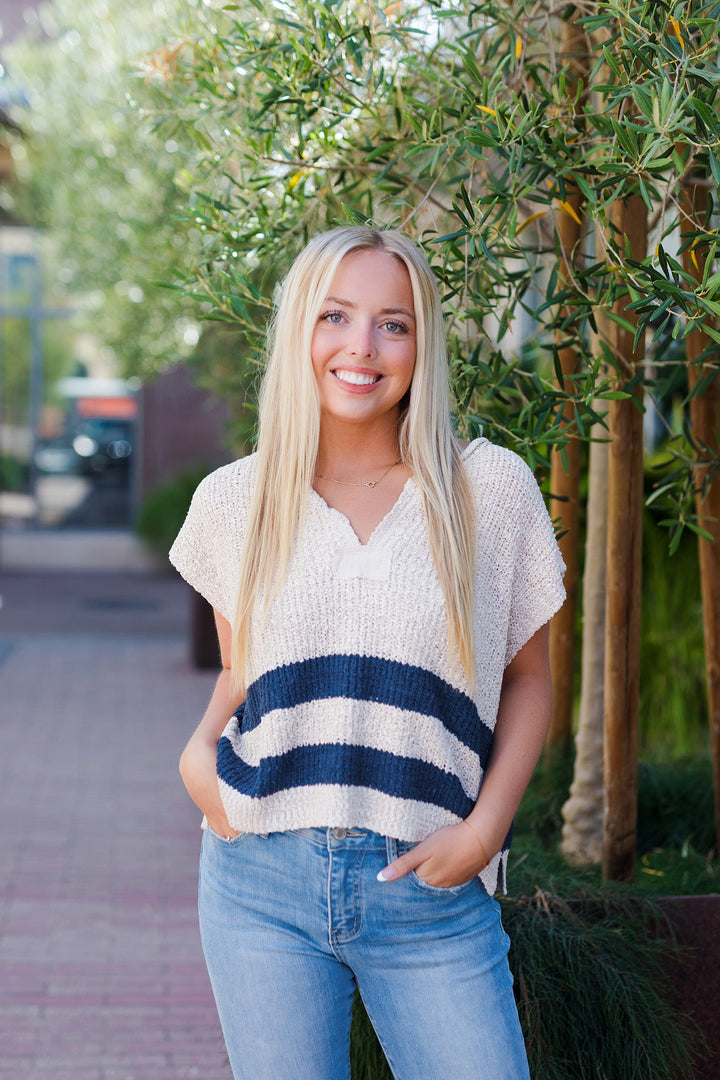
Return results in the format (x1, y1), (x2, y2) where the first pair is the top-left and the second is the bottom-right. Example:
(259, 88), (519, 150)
(198, 827), (530, 1080)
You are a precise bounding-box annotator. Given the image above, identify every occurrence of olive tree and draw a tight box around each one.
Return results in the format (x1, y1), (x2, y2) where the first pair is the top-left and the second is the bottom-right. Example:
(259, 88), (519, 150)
(147, 0), (720, 878)
(12, 0), (719, 876)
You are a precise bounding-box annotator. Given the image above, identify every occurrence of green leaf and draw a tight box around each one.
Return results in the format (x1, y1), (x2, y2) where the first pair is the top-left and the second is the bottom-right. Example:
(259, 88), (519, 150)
(700, 324), (720, 344)
(697, 297), (720, 317)
(602, 44), (623, 79)
(605, 310), (637, 335)
(637, 176), (654, 210)
(685, 521), (715, 543)
(340, 204), (372, 225)
(701, 270), (720, 295)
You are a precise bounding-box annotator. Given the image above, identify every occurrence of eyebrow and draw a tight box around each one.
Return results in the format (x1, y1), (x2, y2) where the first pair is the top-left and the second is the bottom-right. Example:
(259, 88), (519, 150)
(324, 295), (415, 320)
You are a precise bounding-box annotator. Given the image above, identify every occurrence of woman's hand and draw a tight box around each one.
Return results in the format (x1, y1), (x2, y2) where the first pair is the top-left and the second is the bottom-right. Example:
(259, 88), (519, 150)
(179, 732), (240, 838)
(178, 610), (245, 839)
(205, 815), (241, 841)
(377, 822), (493, 888)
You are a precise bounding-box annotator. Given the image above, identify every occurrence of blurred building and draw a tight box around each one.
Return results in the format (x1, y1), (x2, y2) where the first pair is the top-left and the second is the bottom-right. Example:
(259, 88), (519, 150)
(140, 364), (229, 497)
(0, 0), (231, 556)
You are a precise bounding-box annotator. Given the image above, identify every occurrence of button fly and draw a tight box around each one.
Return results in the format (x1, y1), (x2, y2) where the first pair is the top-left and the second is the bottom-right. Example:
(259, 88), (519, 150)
(332, 827), (348, 840)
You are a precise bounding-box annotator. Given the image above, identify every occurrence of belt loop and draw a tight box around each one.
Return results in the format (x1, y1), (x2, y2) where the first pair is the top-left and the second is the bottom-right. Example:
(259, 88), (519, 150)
(385, 835), (397, 864)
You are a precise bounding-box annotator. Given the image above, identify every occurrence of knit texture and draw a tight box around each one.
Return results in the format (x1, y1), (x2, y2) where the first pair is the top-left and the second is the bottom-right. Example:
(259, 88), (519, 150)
(169, 439), (566, 893)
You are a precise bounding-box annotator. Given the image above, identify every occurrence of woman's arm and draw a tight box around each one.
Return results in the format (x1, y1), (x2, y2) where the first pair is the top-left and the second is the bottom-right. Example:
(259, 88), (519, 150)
(179, 609), (245, 838)
(377, 622), (552, 887)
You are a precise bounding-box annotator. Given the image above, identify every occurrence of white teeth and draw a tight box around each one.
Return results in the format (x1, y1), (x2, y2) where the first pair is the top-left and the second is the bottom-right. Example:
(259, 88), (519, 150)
(334, 369), (380, 386)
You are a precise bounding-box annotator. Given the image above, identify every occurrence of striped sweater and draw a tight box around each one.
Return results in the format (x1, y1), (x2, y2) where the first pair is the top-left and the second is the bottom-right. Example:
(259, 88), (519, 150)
(169, 438), (566, 893)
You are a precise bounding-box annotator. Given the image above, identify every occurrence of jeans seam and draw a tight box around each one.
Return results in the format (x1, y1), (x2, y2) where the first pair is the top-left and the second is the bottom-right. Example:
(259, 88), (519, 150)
(328, 844), (367, 954)
(327, 843), (337, 958)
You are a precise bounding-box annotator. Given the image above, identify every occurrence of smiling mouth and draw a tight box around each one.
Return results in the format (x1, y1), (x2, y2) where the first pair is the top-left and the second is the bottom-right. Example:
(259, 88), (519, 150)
(333, 369), (382, 386)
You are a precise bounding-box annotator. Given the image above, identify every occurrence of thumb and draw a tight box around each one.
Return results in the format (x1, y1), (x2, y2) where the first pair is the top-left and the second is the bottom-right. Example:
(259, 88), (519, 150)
(377, 847), (421, 883)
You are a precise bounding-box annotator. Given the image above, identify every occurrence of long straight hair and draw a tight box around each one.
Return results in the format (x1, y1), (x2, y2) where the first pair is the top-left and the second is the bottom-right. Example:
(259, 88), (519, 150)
(231, 226), (477, 694)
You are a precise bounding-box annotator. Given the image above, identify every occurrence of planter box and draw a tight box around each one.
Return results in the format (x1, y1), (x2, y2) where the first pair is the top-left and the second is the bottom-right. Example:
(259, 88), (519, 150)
(658, 895), (720, 1079)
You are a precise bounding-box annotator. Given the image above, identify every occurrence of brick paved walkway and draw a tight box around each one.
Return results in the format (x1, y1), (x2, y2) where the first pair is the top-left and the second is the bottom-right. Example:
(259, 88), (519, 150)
(0, 572), (229, 1079)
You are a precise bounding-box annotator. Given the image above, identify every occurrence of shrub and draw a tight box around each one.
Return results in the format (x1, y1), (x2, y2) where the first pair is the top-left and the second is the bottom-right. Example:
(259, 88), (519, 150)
(349, 891), (704, 1080)
(135, 466), (211, 555)
(0, 454), (30, 493)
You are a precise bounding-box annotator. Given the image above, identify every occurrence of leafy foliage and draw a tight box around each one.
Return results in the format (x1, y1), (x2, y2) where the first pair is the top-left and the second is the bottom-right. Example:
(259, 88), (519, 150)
(0, 315), (77, 426)
(4, 0), (207, 375)
(512, 746), (719, 897)
(145, 0), (719, 485)
(8, 1), (718, 486)
(640, 508), (707, 755)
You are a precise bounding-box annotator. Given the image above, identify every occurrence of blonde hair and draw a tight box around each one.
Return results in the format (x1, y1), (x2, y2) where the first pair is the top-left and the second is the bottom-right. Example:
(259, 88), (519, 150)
(231, 226), (476, 693)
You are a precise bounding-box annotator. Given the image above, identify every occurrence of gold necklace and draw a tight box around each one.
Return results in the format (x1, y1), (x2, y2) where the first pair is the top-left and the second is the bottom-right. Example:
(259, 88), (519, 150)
(314, 459), (402, 489)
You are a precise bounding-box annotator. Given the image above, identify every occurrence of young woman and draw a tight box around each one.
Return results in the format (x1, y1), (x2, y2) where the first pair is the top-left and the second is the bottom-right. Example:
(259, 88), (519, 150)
(170, 226), (566, 1079)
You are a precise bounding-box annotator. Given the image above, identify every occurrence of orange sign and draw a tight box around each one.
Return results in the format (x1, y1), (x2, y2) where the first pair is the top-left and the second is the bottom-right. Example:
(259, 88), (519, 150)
(76, 397), (138, 420)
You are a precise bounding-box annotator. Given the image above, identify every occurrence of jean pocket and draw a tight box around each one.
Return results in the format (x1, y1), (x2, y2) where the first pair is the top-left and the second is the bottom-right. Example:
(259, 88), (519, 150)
(204, 825), (249, 846)
(407, 869), (477, 896)
(393, 839), (478, 896)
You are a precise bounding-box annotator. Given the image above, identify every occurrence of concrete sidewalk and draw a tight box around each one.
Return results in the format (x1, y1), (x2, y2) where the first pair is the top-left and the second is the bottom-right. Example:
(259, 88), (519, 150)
(0, 571), (228, 1079)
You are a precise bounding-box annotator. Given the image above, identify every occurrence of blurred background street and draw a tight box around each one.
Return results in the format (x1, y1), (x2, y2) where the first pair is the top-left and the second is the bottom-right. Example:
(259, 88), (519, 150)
(0, 564), (228, 1079)
(0, 6), (237, 1073)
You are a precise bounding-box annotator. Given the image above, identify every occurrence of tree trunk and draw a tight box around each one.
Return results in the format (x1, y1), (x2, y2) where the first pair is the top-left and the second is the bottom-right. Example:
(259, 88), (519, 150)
(548, 196), (583, 746)
(547, 16), (588, 746)
(681, 181), (720, 849)
(561, 419), (608, 863)
(602, 194), (647, 882)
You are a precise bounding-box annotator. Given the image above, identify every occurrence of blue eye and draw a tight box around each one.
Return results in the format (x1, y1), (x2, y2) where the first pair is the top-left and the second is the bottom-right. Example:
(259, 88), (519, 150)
(320, 310), (344, 324)
(384, 320), (409, 334)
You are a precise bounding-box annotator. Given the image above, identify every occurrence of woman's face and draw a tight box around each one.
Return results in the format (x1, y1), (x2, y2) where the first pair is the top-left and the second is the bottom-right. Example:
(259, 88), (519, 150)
(310, 249), (417, 434)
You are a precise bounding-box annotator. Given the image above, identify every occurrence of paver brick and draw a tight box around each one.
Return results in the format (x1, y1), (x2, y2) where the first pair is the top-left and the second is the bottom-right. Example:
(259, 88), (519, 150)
(0, 572), (229, 1079)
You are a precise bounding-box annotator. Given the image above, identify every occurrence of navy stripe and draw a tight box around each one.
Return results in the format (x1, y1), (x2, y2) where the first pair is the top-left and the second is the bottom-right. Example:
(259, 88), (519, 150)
(217, 740), (477, 819)
(235, 654), (492, 762)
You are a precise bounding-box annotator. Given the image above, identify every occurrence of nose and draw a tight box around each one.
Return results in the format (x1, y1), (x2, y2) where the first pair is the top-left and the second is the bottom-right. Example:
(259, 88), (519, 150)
(348, 319), (375, 358)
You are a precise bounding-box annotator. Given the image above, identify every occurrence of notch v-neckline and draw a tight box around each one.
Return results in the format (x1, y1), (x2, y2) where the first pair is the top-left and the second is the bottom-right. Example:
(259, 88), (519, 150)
(308, 440), (485, 547)
(310, 474), (415, 547)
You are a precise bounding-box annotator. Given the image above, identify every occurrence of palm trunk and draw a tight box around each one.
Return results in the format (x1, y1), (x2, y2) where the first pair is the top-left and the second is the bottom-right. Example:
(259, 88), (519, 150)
(561, 415), (608, 863)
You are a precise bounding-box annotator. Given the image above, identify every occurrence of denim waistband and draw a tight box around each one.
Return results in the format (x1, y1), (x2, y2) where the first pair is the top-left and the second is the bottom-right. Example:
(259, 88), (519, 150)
(288, 826), (390, 849)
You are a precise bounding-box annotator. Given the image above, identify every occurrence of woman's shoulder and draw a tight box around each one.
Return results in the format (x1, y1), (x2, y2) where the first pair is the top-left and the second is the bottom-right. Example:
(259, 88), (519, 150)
(460, 437), (537, 491)
(193, 453), (258, 502)
(182, 454), (258, 533)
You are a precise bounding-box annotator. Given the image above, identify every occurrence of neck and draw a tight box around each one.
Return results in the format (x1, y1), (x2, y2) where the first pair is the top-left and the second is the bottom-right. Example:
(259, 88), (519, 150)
(316, 417), (402, 475)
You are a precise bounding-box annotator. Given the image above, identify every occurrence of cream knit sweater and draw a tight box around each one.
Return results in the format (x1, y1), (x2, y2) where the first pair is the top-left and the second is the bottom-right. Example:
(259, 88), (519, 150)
(170, 438), (566, 893)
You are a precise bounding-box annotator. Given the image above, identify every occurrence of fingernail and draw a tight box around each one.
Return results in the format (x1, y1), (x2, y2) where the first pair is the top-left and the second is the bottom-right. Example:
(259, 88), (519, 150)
(377, 866), (397, 882)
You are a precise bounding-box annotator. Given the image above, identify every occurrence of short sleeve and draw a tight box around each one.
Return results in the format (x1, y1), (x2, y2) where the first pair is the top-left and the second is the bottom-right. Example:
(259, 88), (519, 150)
(168, 462), (250, 623)
(505, 459), (566, 665)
